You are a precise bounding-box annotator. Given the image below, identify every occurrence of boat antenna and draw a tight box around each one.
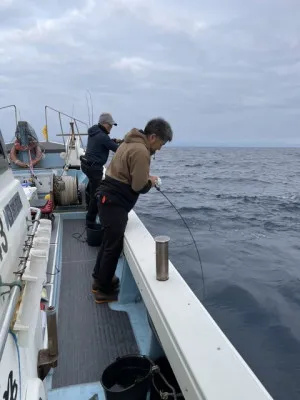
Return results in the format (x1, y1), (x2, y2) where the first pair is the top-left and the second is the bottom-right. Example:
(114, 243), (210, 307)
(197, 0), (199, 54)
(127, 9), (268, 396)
(85, 92), (91, 126)
(155, 186), (206, 301)
(87, 90), (94, 125)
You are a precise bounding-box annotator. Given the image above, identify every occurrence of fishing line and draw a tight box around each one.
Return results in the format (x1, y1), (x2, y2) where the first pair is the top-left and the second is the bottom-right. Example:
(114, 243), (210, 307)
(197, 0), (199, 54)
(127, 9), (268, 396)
(155, 187), (206, 300)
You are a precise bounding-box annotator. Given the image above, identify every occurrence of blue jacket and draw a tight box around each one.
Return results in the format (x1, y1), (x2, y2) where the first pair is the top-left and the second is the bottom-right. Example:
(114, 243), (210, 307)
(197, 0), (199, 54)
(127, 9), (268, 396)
(85, 124), (118, 165)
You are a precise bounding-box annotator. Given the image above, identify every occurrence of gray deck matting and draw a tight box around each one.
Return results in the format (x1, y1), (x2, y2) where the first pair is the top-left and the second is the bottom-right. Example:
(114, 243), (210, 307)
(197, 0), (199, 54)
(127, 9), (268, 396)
(52, 219), (139, 388)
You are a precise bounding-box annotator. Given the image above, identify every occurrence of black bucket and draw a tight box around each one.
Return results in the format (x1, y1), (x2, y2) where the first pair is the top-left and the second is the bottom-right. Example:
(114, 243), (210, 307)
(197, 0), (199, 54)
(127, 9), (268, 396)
(101, 355), (153, 400)
(86, 222), (103, 247)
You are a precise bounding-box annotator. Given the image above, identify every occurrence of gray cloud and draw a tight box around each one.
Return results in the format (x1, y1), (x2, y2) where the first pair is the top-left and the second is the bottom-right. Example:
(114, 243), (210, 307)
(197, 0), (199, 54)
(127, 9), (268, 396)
(0, 0), (300, 145)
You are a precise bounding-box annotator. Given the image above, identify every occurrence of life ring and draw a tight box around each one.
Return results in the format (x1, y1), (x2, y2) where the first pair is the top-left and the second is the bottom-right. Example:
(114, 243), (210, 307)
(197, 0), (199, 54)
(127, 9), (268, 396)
(14, 139), (36, 152)
(10, 140), (43, 168)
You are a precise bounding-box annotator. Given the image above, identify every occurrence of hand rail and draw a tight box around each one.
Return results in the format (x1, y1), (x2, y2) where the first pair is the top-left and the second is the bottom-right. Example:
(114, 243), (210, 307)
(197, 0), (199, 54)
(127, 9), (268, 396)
(0, 105), (18, 129)
(44, 106), (88, 130)
(0, 207), (41, 361)
(44, 105), (88, 148)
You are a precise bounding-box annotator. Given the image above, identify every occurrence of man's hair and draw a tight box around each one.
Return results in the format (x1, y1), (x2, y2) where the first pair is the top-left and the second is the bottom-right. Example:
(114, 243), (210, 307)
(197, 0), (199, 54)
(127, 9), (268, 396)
(144, 118), (173, 143)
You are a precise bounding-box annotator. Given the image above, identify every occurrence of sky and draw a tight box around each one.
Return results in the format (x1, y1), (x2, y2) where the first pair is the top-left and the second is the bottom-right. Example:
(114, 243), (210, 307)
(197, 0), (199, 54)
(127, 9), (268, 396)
(0, 0), (300, 146)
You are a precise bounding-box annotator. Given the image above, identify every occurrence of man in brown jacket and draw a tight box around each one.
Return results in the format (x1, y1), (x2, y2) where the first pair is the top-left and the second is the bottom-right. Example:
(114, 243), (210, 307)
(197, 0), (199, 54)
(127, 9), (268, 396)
(92, 117), (173, 303)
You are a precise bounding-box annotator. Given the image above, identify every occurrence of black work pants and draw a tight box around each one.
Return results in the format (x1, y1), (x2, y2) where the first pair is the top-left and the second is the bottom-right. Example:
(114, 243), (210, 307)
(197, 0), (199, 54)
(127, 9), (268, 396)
(92, 203), (128, 292)
(81, 162), (103, 224)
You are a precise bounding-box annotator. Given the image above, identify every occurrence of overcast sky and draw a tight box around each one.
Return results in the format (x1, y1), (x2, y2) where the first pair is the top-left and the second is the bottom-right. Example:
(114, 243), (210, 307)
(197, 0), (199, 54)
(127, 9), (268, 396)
(0, 0), (300, 146)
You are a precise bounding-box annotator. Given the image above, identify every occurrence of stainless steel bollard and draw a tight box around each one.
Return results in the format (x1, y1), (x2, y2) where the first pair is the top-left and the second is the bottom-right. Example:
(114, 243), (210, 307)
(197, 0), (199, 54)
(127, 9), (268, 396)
(155, 235), (170, 281)
(46, 306), (58, 359)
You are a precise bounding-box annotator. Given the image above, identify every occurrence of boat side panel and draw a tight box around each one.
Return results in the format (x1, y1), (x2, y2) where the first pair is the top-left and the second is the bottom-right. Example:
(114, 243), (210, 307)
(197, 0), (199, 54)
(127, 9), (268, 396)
(123, 210), (274, 400)
(110, 258), (164, 360)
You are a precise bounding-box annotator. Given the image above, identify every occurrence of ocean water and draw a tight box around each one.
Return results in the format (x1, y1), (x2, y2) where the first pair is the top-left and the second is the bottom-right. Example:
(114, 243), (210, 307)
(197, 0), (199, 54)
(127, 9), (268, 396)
(134, 147), (300, 400)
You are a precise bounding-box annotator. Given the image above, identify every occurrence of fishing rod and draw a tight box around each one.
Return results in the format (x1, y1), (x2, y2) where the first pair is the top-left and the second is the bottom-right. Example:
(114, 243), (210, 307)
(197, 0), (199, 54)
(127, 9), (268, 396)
(155, 178), (206, 301)
(86, 90), (94, 125)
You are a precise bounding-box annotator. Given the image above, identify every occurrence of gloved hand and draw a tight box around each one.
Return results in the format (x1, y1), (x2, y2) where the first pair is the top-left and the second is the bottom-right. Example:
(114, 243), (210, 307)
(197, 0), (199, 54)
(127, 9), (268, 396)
(112, 138), (123, 144)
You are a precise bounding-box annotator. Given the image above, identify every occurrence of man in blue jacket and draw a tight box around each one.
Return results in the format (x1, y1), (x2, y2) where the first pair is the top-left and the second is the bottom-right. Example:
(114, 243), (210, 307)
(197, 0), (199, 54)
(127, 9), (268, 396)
(81, 112), (120, 225)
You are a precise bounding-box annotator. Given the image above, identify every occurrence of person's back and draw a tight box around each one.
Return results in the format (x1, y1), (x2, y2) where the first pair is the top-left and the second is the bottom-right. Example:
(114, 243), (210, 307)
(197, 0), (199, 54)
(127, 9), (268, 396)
(85, 124), (118, 165)
(81, 112), (119, 225)
(99, 128), (152, 211)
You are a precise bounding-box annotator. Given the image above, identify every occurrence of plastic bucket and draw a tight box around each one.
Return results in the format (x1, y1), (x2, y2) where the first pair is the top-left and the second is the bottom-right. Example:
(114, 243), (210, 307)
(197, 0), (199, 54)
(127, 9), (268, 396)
(101, 355), (153, 400)
(86, 222), (103, 247)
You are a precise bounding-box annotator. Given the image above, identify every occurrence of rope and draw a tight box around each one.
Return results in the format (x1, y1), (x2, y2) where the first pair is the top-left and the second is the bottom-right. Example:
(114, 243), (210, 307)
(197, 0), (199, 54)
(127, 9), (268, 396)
(53, 175), (78, 205)
(59, 176), (78, 205)
(9, 330), (22, 400)
(149, 365), (183, 399)
(46, 267), (61, 276)
(131, 356), (183, 399)
(26, 147), (42, 185)
(72, 227), (87, 243)
(152, 367), (183, 399)
(27, 148), (34, 176)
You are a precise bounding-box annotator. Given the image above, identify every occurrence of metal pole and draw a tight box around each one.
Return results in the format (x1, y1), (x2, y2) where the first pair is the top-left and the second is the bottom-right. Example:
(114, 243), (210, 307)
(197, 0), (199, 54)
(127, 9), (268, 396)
(0, 104), (18, 129)
(70, 121), (75, 147)
(46, 306), (58, 368)
(0, 207), (41, 361)
(45, 105), (88, 130)
(74, 120), (84, 148)
(0, 286), (20, 358)
(58, 112), (65, 146)
(46, 306), (58, 357)
(155, 235), (170, 281)
(44, 105), (49, 142)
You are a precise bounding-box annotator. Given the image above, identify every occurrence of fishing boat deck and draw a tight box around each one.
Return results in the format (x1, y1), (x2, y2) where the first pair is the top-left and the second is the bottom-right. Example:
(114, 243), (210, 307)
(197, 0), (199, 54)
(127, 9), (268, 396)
(51, 218), (139, 389)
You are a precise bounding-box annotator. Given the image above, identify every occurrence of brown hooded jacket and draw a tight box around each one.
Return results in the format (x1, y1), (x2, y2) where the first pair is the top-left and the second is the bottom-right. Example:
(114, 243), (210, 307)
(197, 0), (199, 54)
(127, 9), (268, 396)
(96, 129), (152, 211)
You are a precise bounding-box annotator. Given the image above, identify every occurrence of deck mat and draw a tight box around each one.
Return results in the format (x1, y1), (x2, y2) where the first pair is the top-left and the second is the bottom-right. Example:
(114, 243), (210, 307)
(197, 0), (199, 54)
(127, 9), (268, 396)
(52, 219), (139, 388)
